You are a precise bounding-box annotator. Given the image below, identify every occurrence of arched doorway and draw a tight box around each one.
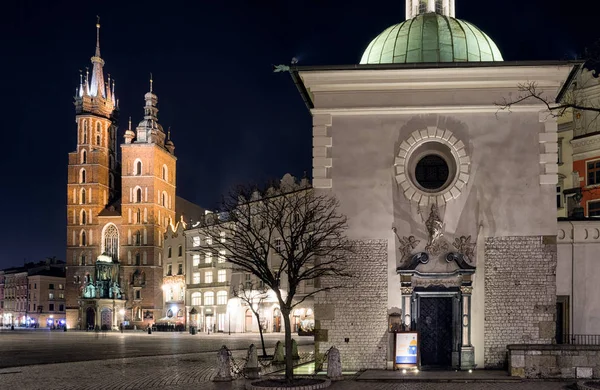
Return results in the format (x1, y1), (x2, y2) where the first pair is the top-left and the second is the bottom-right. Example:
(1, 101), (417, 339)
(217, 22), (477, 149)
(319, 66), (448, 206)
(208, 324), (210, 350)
(273, 308), (281, 333)
(245, 309), (253, 332)
(101, 308), (112, 330)
(86, 307), (95, 330)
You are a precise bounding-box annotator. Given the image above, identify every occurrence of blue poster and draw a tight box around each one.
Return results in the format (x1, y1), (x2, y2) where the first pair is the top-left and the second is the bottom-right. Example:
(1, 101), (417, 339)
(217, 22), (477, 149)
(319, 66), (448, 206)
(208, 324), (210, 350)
(395, 332), (418, 365)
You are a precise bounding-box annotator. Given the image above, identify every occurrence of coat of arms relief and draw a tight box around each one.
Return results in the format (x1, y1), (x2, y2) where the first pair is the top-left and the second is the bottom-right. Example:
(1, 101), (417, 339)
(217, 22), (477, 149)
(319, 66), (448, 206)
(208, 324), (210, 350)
(393, 204), (476, 269)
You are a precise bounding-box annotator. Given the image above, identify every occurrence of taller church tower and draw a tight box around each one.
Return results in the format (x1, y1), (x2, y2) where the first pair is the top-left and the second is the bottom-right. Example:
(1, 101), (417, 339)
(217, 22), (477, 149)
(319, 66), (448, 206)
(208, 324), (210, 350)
(65, 20), (119, 325)
(120, 76), (176, 323)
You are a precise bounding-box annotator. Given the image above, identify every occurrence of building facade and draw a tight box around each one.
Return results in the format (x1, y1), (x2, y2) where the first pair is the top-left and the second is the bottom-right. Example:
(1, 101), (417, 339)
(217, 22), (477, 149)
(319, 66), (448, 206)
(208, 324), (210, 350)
(292, 0), (576, 371)
(0, 260), (66, 327)
(159, 174), (315, 334)
(65, 22), (178, 330)
(28, 270), (66, 328)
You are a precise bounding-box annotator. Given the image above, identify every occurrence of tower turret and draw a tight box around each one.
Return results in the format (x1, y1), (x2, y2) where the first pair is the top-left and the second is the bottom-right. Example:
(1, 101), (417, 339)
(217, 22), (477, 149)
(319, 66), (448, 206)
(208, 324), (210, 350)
(405, 0), (455, 19)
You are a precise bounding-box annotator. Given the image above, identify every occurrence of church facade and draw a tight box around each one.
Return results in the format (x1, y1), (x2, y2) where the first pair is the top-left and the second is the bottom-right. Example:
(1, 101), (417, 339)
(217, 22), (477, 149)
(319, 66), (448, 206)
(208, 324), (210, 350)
(65, 22), (177, 330)
(293, 0), (578, 370)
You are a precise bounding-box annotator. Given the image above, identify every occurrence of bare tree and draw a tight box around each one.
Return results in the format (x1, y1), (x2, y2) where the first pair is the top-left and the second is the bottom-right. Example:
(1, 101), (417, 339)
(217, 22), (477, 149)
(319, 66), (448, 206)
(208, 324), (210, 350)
(196, 177), (353, 383)
(232, 280), (269, 357)
(497, 44), (600, 123)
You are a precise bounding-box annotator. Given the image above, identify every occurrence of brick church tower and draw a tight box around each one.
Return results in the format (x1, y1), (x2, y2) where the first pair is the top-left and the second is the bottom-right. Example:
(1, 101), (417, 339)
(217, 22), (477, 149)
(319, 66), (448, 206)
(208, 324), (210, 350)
(65, 21), (176, 329)
(120, 76), (176, 324)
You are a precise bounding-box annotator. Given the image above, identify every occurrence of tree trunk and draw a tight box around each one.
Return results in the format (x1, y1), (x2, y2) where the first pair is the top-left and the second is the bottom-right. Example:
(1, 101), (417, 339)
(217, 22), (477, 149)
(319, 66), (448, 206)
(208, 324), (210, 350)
(254, 312), (267, 357)
(282, 307), (293, 383)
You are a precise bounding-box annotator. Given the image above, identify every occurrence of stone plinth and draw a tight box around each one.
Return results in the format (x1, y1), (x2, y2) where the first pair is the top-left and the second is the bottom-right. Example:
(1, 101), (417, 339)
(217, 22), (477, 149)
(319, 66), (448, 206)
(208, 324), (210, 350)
(508, 344), (600, 379)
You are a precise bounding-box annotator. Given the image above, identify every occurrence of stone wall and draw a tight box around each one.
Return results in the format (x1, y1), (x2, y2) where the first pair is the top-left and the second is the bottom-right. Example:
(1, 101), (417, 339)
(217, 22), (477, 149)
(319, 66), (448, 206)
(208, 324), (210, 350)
(484, 236), (557, 368)
(314, 239), (388, 371)
(508, 344), (599, 379)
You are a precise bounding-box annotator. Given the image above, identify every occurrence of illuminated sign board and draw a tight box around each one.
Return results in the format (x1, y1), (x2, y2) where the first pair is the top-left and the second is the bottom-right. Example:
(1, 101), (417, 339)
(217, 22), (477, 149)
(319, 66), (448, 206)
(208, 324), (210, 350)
(395, 332), (418, 366)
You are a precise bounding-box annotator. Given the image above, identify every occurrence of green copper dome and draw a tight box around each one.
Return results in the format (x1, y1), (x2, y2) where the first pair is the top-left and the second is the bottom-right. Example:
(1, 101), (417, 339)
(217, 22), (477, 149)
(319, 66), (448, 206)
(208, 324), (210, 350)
(360, 13), (503, 64)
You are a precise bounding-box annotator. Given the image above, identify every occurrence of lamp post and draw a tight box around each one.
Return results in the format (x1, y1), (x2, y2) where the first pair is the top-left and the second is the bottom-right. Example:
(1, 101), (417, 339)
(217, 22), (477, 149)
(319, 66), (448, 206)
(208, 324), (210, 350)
(119, 308), (125, 332)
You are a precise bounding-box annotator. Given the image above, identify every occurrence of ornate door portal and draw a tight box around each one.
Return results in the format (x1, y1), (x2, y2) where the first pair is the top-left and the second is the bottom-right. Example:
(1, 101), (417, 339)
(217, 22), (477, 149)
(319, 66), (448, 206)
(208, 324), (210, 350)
(418, 297), (453, 368)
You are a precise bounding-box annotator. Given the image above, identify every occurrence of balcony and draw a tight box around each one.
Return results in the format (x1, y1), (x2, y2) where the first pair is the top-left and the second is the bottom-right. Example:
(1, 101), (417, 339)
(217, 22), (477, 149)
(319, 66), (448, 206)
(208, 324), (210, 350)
(187, 281), (230, 289)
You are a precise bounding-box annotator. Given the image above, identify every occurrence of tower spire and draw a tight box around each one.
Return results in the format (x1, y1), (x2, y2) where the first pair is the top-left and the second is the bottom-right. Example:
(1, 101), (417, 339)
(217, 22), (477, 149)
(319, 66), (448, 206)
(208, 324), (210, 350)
(95, 15), (101, 57)
(150, 72), (153, 93)
(89, 17), (106, 98)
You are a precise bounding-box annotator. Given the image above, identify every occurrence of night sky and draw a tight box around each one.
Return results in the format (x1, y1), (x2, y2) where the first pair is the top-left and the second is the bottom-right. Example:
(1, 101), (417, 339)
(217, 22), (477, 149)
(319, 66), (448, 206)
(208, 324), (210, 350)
(0, 0), (597, 268)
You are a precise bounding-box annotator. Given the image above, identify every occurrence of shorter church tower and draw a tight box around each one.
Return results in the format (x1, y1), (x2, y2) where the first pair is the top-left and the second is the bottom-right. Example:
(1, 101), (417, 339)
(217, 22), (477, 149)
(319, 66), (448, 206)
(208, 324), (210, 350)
(120, 76), (177, 324)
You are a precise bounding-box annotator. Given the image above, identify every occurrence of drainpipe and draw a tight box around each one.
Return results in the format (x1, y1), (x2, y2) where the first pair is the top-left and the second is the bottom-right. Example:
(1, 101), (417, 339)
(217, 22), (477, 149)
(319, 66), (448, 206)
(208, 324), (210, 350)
(568, 221), (575, 337)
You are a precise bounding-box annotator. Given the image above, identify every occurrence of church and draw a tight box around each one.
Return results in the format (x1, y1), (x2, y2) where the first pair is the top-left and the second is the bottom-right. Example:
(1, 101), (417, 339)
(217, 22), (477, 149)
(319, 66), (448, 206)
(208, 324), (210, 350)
(294, 0), (579, 370)
(65, 21), (201, 330)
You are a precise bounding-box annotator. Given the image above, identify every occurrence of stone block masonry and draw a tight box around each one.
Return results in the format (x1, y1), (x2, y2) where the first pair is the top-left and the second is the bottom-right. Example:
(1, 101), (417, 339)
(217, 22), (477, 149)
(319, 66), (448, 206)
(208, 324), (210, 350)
(314, 239), (388, 371)
(484, 236), (557, 368)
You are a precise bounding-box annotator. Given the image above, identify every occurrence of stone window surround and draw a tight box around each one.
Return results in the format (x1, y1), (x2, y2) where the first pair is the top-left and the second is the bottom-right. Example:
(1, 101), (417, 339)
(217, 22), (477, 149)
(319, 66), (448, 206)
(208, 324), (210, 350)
(394, 126), (470, 206)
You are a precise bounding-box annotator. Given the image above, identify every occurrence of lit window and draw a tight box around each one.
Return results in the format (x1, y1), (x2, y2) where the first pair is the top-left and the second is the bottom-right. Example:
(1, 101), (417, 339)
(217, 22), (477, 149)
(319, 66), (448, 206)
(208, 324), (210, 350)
(206, 237), (213, 245)
(220, 232), (226, 243)
(48, 293), (54, 300)
(192, 236), (200, 247)
(193, 272), (200, 284)
(204, 292), (214, 305)
(275, 238), (282, 252)
(205, 271), (213, 284)
(218, 270), (226, 282)
(217, 291), (227, 305)
(205, 253), (212, 264)
(218, 250), (226, 263)
(192, 255), (200, 266)
(191, 292), (201, 305)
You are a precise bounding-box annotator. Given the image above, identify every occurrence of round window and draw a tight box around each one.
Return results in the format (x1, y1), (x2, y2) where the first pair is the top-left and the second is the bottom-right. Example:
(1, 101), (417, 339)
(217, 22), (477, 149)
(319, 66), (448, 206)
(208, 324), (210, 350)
(407, 142), (457, 194)
(415, 155), (449, 190)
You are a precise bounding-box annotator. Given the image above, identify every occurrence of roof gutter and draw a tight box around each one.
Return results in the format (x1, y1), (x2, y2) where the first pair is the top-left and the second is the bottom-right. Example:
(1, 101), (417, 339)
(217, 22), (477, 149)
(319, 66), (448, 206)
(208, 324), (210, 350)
(556, 63), (582, 104)
(289, 67), (314, 111)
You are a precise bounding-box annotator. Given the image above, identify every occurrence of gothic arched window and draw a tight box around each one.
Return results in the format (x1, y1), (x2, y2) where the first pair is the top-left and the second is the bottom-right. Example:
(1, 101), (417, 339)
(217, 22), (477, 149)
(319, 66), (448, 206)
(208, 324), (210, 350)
(81, 188), (86, 204)
(81, 230), (87, 246)
(135, 160), (142, 176)
(135, 231), (141, 246)
(80, 169), (86, 184)
(136, 188), (142, 203)
(81, 210), (87, 225)
(136, 208), (141, 224)
(81, 150), (87, 164)
(135, 253), (141, 266)
(162, 165), (168, 181)
(102, 224), (119, 261)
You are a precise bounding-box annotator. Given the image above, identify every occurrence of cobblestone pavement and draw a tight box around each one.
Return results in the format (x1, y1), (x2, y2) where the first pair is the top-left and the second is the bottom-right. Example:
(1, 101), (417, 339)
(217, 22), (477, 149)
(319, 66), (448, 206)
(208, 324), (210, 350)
(0, 351), (580, 390)
(0, 330), (313, 368)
